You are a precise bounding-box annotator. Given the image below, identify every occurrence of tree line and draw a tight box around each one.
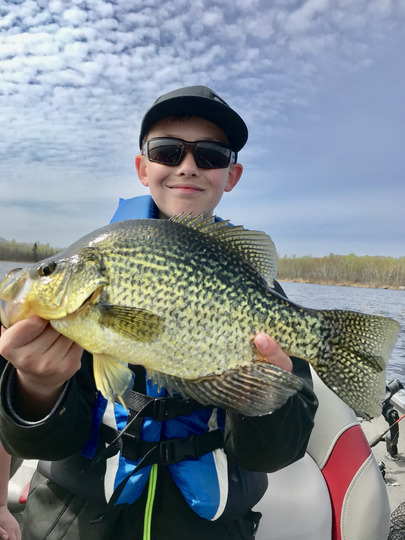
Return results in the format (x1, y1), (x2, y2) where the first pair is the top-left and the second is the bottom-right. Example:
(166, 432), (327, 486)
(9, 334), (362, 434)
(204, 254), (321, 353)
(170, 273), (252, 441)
(0, 239), (60, 262)
(277, 253), (405, 289)
(1, 238), (404, 289)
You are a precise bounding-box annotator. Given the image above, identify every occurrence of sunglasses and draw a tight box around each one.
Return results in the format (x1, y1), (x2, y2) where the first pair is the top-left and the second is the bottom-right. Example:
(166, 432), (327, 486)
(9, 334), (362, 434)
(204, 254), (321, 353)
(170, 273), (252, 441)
(142, 137), (236, 169)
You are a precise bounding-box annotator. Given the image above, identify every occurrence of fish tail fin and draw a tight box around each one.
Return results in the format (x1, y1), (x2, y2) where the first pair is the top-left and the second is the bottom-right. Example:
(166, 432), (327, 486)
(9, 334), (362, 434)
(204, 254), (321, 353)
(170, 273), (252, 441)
(314, 310), (400, 418)
(93, 354), (133, 405)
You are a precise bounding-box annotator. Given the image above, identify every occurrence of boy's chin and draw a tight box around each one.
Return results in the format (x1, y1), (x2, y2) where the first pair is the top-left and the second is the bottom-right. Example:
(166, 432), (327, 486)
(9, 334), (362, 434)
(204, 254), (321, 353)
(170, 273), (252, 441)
(159, 202), (213, 220)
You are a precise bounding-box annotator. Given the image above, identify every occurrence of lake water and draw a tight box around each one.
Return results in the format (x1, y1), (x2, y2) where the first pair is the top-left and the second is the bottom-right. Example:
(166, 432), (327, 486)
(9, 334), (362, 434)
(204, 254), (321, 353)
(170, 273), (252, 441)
(1, 261), (404, 383)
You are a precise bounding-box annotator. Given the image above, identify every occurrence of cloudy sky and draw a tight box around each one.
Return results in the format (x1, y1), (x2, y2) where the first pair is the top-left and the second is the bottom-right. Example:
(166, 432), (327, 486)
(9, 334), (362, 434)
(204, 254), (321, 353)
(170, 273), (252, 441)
(1, 0), (404, 257)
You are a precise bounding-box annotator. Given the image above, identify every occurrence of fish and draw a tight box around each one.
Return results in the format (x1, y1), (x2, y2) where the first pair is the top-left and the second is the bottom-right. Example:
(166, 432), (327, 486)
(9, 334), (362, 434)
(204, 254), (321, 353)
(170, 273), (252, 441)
(0, 215), (400, 419)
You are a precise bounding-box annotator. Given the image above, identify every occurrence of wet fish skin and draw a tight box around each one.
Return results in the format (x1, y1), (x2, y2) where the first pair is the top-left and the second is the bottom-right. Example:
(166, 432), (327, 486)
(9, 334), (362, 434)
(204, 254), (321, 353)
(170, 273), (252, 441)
(0, 216), (400, 418)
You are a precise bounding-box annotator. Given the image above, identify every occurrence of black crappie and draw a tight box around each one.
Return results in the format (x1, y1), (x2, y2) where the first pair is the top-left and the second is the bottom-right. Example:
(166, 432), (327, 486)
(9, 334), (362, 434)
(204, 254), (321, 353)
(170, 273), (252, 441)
(0, 215), (400, 418)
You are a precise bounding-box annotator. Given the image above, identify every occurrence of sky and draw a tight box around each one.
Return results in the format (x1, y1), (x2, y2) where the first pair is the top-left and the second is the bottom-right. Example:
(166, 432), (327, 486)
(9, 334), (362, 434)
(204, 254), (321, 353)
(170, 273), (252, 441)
(0, 0), (404, 258)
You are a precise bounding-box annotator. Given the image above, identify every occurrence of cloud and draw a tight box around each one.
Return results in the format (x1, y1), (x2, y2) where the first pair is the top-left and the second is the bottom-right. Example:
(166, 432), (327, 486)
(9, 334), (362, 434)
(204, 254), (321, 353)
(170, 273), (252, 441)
(284, 0), (330, 34)
(0, 0), (404, 257)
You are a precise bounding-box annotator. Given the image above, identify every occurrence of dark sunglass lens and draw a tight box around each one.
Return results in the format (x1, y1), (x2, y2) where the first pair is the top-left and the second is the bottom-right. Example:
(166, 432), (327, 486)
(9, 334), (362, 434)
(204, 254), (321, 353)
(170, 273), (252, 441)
(148, 140), (183, 165)
(195, 143), (231, 169)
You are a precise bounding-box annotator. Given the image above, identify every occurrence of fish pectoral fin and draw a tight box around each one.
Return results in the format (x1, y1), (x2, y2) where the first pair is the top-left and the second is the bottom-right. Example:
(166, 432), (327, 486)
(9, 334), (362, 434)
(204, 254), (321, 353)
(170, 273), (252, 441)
(93, 353), (134, 404)
(99, 304), (164, 342)
(149, 363), (303, 417)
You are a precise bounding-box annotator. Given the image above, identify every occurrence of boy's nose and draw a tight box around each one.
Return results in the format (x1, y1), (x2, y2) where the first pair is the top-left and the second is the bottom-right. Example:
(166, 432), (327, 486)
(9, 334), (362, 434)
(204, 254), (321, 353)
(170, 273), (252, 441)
(177, 149), (199, 174)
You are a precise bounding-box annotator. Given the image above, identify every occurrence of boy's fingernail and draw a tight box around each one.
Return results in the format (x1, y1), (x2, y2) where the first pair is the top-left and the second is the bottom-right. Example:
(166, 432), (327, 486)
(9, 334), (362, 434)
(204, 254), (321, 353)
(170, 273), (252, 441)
(255, 333), (270, 348)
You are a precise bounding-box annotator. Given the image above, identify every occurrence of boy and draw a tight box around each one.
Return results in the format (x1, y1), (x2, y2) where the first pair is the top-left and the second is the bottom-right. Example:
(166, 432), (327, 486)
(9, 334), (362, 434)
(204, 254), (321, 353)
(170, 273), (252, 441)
(0, 86), (317, 539)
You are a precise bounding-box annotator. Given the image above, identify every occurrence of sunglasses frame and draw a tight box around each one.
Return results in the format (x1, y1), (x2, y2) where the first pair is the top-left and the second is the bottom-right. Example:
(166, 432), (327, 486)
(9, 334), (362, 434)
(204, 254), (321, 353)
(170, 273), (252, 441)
(142, 137), (236, 169)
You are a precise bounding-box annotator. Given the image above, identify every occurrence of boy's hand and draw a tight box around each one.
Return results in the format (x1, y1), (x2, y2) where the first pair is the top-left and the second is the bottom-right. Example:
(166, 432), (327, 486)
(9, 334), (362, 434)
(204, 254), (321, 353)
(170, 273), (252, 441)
(0, 316), (83, 419)
(254, 333), (293, 372)
(0, 505), (21, 540)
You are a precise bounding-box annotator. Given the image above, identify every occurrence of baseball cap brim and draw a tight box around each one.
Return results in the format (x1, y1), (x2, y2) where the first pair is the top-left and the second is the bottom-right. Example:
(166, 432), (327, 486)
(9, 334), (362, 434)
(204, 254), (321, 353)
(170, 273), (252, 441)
(139, 86), (248, 153)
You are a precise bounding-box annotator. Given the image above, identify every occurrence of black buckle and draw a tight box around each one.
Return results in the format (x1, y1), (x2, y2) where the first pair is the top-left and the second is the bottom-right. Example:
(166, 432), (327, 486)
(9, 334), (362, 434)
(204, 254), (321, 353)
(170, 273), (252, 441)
(150, 397), (198, 422)
(152, 398), (171, 421)
(126, 389), (211, 422)
(159, 435), (198, 465)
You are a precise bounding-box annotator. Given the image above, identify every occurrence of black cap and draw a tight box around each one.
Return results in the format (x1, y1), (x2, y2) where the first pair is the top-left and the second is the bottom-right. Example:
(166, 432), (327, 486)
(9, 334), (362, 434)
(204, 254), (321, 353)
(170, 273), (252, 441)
(139, 85), (248, 152)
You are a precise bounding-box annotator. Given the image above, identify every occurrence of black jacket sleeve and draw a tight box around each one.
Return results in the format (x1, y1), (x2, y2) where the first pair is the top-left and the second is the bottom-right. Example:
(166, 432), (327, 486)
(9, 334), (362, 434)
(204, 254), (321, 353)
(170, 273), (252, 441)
(0, 351), (97, 460)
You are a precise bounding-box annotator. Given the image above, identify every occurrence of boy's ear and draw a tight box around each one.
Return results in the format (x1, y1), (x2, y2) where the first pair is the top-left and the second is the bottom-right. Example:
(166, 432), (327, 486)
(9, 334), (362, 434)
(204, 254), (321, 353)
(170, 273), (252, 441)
(225, 163), (243, 192)
(135, 154), (149, 186)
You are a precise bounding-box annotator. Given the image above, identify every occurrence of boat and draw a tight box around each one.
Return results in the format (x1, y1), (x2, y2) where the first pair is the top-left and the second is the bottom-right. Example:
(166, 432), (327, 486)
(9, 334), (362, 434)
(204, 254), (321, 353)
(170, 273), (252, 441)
(254, 372), (405, 539)
(8, 375), (405, 539)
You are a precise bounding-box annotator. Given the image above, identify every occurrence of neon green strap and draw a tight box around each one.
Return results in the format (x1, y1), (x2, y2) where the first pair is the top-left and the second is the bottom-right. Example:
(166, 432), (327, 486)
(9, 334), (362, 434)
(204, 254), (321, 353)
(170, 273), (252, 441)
(143, 464), (158, 540)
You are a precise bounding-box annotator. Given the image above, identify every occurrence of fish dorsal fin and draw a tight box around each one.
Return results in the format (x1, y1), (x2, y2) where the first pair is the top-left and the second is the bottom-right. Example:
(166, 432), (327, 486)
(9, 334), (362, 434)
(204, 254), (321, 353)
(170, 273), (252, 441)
(170, 213), (278, 288)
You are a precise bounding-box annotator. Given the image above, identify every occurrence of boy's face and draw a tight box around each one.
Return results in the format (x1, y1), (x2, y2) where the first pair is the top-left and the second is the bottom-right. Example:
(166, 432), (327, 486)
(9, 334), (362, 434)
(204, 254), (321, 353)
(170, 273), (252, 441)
(135, 116), (243, 219)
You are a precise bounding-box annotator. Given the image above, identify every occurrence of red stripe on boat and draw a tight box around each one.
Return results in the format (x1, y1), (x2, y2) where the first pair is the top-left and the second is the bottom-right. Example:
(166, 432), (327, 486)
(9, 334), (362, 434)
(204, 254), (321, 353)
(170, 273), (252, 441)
(321, 425), (371, 539)
(19, 482), (30, 504)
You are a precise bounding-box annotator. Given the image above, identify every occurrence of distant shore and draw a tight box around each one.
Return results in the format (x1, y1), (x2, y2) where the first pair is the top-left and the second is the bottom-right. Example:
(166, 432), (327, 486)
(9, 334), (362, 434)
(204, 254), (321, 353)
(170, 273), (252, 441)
(279, 278), (405, 291)
(1, 260), (404, 290)
(0, 260), (32, 264)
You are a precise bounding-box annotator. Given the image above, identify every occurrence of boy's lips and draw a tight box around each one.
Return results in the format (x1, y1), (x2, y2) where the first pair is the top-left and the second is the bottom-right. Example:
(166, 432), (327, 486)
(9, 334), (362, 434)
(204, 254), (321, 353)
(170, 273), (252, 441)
(167, 184), (205, 194)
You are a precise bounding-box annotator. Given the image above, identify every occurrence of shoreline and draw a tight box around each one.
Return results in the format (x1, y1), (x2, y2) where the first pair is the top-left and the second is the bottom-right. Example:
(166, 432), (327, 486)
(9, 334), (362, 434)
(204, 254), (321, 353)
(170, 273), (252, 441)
(1, 262), (404, 291)
(279, 278), (405, 291)
(0, 261), (32, 265)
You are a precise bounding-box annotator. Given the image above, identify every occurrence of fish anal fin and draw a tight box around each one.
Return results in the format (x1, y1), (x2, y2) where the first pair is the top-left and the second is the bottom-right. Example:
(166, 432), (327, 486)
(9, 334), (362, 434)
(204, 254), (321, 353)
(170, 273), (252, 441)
(93, 353), (133, 405)
(149, 363), (303, 417)
(99, 304), (163, 342)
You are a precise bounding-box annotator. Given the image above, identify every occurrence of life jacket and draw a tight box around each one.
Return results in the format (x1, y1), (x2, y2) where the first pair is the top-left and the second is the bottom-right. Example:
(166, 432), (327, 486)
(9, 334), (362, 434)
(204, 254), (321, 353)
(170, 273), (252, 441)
(79, 195), (247, 520)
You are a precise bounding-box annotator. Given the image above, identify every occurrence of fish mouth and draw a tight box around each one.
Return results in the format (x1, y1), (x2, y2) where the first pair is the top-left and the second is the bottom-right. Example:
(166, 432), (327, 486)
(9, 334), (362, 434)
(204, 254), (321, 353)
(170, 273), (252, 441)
(0, 285), (102, 328)
(0, 269), (31, 328)
(0, 297), (28, 328)
(0, 298), (9, 327)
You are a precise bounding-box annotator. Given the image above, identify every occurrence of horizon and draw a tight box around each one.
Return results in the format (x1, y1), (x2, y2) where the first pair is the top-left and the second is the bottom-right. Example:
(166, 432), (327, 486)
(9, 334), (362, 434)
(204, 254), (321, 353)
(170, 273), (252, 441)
(1, 236), (405, 261)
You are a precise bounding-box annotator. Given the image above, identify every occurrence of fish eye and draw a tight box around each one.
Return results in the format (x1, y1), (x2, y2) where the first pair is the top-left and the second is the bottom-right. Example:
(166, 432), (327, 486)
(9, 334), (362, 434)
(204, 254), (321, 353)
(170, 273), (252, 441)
(39, 261), (57, 277)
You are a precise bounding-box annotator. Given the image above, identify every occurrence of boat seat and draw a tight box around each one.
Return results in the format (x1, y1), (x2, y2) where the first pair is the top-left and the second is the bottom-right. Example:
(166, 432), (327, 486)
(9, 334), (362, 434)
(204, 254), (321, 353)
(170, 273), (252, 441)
(254, 368), (390, 540)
